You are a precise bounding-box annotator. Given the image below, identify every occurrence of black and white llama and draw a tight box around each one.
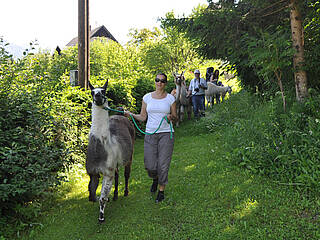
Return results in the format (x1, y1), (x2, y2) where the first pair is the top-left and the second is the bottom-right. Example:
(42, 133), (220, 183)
(86, 80), (135, 223)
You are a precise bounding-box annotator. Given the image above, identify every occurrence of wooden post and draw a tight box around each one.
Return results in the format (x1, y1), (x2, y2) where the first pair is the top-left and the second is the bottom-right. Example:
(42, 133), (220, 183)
(78, 0), (89, 89)
(86, 0), (90, 89)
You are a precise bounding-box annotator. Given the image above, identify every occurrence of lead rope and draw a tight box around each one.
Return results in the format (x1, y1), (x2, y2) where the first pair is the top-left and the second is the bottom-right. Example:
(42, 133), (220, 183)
(103, 106), (173, 139)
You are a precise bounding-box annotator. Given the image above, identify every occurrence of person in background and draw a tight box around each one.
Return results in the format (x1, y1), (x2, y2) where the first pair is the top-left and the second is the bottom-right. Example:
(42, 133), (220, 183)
(210, 70), (221, 84)
(206, 67), (214, 82)
(124, 73), (177, 203)
(187, 69), (207, 118)
(210, 69), (223, 104)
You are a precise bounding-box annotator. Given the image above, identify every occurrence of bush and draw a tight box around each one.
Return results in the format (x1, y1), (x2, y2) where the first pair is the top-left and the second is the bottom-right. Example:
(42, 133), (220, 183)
(0, 40), (91, 234)
(203, 90), (320, 193)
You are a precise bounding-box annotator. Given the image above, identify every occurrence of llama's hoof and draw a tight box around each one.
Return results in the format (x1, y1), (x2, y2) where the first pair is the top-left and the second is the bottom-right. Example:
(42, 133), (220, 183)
(99, 212), (105, 223)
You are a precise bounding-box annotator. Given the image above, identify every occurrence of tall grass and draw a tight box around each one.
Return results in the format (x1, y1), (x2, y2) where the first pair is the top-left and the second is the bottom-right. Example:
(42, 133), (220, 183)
(2, 90), (320, 239)
(203, 89), (320, 193)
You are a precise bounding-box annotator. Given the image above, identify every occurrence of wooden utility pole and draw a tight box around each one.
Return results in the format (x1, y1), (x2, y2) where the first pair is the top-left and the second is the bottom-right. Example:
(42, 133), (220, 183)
(86, 0), (90, 87)
(290, 0), (308, 101)
(78, 0), (90, 89)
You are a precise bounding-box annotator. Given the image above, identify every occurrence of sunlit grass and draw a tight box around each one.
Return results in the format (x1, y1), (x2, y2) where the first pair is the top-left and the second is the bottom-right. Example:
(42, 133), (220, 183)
(14, 108), (320, 240)
(233, 198), (259, 219)
(184, 164), (196, 172)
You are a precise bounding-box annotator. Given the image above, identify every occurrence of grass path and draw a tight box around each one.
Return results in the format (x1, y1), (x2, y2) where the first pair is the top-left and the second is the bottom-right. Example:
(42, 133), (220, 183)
(21, 116), (319, 240)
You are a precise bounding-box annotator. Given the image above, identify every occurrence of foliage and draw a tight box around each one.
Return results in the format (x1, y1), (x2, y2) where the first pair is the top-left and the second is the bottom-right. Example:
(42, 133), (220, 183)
(0, 39), (91, 234)
(163, 0), (320, 97)
(0, 27), (222, 232)
(127, 27), (162, 46)
(304, 0), (320, 89)
(130, 18), (203, 76)
(246, 27), (294, 110)
(203, 90), (320, 192)
(9, 119), (320, 240)
(247, 28), (293, 88)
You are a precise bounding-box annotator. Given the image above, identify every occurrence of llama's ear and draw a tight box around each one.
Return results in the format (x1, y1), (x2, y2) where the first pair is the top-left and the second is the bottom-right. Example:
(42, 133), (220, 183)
(181, 71), (186, 79)
(88, 81), (94, 90)
(103, 79), (109, 90)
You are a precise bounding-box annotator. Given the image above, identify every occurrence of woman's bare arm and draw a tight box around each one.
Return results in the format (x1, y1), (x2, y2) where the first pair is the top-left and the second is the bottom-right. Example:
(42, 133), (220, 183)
(167, 101), (177, 123)
(124, 100), (147, 122)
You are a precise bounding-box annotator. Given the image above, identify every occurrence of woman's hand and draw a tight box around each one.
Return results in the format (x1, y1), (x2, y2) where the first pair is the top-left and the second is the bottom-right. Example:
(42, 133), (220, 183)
(166, 114), (176, 123)
(124, 110), (132, 118)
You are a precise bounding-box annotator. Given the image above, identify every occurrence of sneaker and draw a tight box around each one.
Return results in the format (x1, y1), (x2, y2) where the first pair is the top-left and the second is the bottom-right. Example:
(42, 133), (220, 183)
(155, 191), (165, 203)
(150, 178), (158, 193)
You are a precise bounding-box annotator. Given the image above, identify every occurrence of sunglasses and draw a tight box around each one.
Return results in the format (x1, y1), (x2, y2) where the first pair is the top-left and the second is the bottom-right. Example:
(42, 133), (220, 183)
(155, 78), (167, 83)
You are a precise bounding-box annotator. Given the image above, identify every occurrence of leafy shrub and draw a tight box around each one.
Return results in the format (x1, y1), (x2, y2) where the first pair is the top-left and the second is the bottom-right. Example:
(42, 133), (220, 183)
(0, 40), (91, 235)
(204, 90), (320, 192)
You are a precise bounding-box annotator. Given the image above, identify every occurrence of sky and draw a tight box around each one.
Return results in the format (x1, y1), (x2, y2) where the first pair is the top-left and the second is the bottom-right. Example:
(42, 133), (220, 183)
(1, 0), (208, 52)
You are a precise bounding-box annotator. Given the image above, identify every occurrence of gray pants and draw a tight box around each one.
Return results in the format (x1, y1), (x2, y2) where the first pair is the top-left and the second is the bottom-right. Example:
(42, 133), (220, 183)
(144, 132), (174, 185)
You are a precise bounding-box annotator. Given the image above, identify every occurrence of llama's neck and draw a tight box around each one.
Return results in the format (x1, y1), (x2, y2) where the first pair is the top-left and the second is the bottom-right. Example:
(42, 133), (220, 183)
(175, 84), (181, 101)
(90, 102), (110, 140)
(180, 82), (187, 98)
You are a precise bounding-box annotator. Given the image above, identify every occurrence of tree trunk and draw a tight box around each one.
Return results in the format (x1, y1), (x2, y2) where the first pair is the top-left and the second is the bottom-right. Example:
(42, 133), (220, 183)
(289, 0), (308, 102)
(275, 70), (286, 112)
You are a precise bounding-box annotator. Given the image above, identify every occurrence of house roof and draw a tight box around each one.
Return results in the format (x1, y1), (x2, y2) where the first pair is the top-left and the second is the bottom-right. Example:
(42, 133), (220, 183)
(66, 25), (118, 46)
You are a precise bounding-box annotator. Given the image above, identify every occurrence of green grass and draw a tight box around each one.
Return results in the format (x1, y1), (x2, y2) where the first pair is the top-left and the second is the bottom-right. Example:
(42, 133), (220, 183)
(14, 112), (320, 240)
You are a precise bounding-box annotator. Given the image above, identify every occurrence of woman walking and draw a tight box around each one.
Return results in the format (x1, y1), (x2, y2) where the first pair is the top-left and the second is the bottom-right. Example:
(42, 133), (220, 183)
(125, 73), (177, 203)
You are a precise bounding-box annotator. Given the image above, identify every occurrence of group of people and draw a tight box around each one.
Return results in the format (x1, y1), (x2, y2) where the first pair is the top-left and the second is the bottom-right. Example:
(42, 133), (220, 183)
(186, 68), (224, 118)
(123, 69), (220, 203)
(207, 68), (225, 104)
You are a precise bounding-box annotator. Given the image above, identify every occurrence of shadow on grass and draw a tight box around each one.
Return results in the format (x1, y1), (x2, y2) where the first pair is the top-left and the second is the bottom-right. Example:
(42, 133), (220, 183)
(20, 112), (320, 240)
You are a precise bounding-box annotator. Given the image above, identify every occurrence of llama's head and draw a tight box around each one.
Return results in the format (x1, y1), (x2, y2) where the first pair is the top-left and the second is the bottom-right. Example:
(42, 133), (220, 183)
(173, 71), (185, 86)
(89, 80), (109, 106)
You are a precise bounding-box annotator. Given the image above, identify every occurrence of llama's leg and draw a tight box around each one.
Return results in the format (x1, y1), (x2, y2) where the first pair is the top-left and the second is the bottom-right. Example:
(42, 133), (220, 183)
(113, 168), (119, 201)
(99, 173), (114, 223)
(187, 104), (191, 120)
(176, 104), (180, 127)
(216, 94), (220, 104)
(180, 105), (184, 123)
(124, 163), (131, 196)
(88, 174), (99, 202)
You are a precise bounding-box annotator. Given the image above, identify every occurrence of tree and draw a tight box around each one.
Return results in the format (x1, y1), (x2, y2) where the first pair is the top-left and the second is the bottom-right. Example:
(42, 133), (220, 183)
(304, 0), (320, 89)
(163, 0), (318, 101)
(161, 12), (202, 74)
(289, 0), (308, 101)
(127, 27), (161, 46)
(247, 29), (294, 111)
(129, 18), (202, 75)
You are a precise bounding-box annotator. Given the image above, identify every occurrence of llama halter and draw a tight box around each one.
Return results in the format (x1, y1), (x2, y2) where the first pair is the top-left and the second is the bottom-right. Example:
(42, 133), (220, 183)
(103, 106), (173, 139)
